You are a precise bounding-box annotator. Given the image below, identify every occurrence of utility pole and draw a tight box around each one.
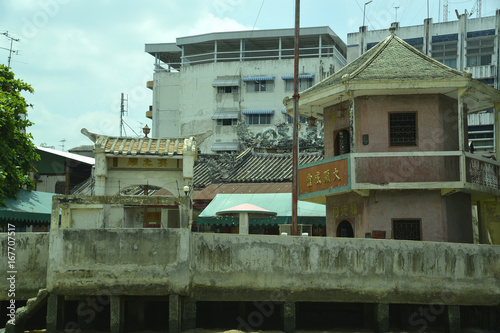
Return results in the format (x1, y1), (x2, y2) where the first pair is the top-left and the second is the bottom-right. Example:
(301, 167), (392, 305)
(120, 93), (128, 136)
(1, 32), (19, 67)
(292, 0), (300, 236)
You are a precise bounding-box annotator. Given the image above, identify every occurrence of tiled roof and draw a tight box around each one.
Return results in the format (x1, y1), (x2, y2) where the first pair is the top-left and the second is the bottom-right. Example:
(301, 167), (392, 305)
(194, 183), (293, 201)
(81, 128), (213, 157)
(194, 151), (323, 187)
(230, 153), (323, 182)
(300, 33), (468, 98)
(103, 137), (185, 156)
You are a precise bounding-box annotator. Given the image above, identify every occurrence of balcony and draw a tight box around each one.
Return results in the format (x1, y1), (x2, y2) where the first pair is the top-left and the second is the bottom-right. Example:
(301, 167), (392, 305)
(146, 80), (154, 89)
(299, 151), (500, 202)
(146, 105), (153, 119)
(464, 64), (496, 80)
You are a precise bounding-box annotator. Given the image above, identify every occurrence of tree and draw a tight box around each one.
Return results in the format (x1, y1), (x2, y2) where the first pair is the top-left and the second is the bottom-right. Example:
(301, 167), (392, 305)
(0, 65), (39, 206)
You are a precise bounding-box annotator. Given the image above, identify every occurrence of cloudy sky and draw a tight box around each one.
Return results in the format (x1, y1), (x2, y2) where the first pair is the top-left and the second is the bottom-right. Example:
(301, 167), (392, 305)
(1, 0), (497, 151)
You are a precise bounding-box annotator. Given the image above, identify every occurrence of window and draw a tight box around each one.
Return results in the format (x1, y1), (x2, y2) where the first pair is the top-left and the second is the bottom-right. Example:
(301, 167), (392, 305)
(393, 219), (421, 240)
(247, 114), (271, 125)
(217, 119), (238, 126)
(431, 42), (457, 69)
(389, 112), (417, 147)
(246, 80), (274, 92)
(466, 38), (494, 66)
(285, 78), (314, 92)
(217, 86), (238, 94)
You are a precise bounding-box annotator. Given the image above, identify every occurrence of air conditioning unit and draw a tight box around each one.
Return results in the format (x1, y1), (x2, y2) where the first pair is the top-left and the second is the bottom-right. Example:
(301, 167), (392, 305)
(279, 224), (313, 236)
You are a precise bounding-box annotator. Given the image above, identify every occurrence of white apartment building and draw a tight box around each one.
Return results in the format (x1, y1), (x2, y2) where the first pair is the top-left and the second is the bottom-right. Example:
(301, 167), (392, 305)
(145, 27), (346, 154)
(347, 10), (500, 152)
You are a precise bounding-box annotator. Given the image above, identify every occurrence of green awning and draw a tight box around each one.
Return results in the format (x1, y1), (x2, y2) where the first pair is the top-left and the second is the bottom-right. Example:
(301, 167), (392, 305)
(198, 193), (325, 226)
(0, 190), (55, 225)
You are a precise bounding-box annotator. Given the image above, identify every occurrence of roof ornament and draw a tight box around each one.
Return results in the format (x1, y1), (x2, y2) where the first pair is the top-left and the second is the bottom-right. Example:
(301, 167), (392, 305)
(389, 26), (396, 35)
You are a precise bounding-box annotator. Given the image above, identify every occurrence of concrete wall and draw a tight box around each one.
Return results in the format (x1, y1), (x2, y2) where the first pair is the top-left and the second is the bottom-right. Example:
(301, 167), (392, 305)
(190, 233), (500, 305)
(2, 230), (499, 306)
(46, 229), (191, 296)
(0, 233), (49, 300)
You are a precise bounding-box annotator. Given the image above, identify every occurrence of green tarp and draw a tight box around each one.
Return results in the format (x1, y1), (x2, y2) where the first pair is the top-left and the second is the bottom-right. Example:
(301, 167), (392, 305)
(198, 193), (326, 226)
(0, 190), (55, 225)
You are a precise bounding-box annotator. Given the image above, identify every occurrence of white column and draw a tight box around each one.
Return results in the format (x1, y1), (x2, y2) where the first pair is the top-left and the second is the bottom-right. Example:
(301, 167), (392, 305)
(239, 212), (249, 235)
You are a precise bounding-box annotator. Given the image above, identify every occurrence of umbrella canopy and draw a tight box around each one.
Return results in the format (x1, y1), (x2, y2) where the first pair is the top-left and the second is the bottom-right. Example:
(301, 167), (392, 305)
(199, 193), (325, 226)
(217, 203), (277, 216)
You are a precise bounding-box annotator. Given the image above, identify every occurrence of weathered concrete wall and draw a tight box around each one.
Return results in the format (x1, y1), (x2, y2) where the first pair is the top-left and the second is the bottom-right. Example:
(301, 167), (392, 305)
(46, 229), (190, 296)
(0, 233), (49, 300)
(3, 230), (500, 307)
(190, 233), (500, 305)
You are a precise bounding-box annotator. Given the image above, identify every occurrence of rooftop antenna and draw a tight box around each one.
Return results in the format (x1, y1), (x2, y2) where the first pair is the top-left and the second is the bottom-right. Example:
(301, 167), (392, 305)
(59, 139), (66, 151)
(1, 32), (19, 67)
(443, 0), (449, 22)
(120, 93), (128, 137)
(394, 6), (400, 22)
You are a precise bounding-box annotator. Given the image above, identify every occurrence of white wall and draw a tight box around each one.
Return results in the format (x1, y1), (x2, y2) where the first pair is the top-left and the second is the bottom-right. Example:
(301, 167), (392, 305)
(152, 56), (342, 154)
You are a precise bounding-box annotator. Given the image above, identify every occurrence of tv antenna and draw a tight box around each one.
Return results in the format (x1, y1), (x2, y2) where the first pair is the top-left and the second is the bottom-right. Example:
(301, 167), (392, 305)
(120, 93), (128, 136)
(1, 32), (20, 67)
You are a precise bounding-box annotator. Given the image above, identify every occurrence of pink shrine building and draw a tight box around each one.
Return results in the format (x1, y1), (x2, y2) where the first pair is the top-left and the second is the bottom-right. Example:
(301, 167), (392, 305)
(286, 30), (500, 244)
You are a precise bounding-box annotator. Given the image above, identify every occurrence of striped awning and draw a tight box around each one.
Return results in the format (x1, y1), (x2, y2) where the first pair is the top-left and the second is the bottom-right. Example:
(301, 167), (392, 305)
(212, 78), (240, 87)
(281, 74), (315, 80)
(211, 142), (241, 151)
(242, 76), (275, 82)
(242, 110), (274, 115)
(211, 111), (241, 120)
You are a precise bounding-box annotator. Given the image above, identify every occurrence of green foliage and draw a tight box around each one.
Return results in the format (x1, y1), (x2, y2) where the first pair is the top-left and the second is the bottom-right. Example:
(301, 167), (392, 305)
(0, 65), (39, 206)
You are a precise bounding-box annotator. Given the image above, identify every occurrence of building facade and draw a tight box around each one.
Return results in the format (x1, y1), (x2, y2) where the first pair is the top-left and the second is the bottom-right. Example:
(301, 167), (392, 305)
(145, 27), (346, 154)
(288, 31), (500, 244)
(347, 10), (500, 153)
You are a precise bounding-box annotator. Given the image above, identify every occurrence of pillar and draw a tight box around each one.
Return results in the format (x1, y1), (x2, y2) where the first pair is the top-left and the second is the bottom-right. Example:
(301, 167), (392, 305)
(46, 294), (64, 332)
(446, 305), (460, 333)
(182, 297), (197, 330)
(284, 301), (295, 333)
(374, 303), (389, 333)
(110, 296), (124, 333)
(239, 212), (249, 235)
(169, 294), (182, 333)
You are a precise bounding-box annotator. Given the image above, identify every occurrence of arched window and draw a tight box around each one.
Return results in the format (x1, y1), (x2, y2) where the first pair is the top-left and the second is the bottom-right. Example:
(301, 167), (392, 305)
(336, 220), (354, 238)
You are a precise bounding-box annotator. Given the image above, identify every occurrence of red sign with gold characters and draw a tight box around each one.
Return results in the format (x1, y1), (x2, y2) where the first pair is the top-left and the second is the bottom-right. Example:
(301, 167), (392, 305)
(299, 158), (349, 195)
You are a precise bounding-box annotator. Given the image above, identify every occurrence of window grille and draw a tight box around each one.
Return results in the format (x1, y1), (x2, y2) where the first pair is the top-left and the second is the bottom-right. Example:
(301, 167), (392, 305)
(393, 219), (421, 240)
(389, 112), (417, 146)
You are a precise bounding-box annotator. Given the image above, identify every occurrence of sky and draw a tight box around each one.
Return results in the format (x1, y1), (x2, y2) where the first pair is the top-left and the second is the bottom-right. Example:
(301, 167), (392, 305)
(1, 0), (498, 151)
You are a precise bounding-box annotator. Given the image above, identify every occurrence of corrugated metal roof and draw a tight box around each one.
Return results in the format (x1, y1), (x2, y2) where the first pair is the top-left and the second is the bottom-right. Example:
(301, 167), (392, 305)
(242, 76), (275, 81)
(242, 110), (274, 115)
(0, 190), (55, 224)
(37, 146), (95, 165)
(211, 111), (240, 120)
(281, 74), (315, 80)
